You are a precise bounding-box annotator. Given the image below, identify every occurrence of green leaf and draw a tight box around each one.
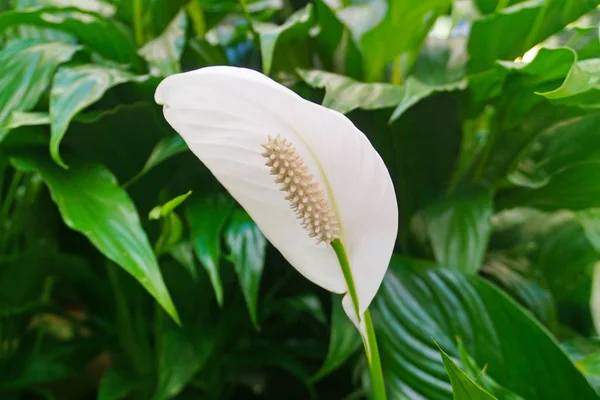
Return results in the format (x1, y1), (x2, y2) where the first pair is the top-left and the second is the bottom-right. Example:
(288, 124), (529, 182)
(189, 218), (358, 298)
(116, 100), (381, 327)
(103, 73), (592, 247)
(592, 262), (600, 335)
(2, 111), (50, 130)
(467, 0), (599, 73)
(424, 189), (493, 274)
(499, 161), (600, 211)
(373, 256), (598, 400)
(224, 208), (267, 329)
(169, 242), (198, 281)
(539, 59), (600, 108)
(256, 4), (313, 75)
(0, 7), (139, 64)
(12, 0), (116, 17)
(125, 135), (188, 187)
(390, 76), (467, 122)
(357, 0), (451, 81)
(139, 10), (187, 77)
(97, 366), (143, 400)
(577, 351), (600, 394)
(311, 296), (361, 382)
(473, 0), (524, 14)
(0, 40), (79, 141)
(577, 208), (600, 252)
(149, 191), (192, 220)
(186, 195), (233, 306)
(9, 150), (180, 324)
(49, 64), (140, 168)
(297, 69), (403, 114)
(437, 344), (498, 400)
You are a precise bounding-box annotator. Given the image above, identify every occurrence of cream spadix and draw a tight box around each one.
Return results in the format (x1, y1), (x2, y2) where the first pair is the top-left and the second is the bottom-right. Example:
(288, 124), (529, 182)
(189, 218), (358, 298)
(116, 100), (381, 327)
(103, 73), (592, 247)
(155, 66), (398, 317)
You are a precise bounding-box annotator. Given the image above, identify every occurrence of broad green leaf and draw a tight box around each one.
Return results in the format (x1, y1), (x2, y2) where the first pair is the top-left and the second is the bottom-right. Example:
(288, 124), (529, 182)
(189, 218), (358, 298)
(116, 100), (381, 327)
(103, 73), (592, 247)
(297, 69), (403, 114)
(357, 0), (451, 82)
(311, 297), (361, 382)
(509, 113), (600, 189)
(153, 317), (211, 400)
(139, 10), (187, 77)
(280, 293), (327, 325)
(373, 256), (598, 400)
(49, 64), (139, 168)
(577, 352), (600, 393)
(0, 40), (79, 141)
(424, 189), (493, 274)
(499, 161), (600, 211)
(0, 7), (139, 64)
(256, 4), (313, 75)
(539, 59), (600, 108)
(12, 0), (116, 17)
(577, 208), (600, 252)
(224, 209), (267, 329)
(563, 337), (600, 393)
(149, 191), (192, 220)
(468, 0), (599, 73)
(186, 195), (233, 306)
(125, 135), (188, 187)
(9, 150), (180, 323)
(437, 345), (498, 400)
(390, 77), (467, 122)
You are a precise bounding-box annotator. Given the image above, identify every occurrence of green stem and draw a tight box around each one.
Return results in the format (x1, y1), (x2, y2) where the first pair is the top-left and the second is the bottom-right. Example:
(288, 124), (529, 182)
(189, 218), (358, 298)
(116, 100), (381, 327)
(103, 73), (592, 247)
(330, 239), (387, 400)
(186, 0), (206, 37)
(391, 56), (402, 85)
(133, 0), (145, 46)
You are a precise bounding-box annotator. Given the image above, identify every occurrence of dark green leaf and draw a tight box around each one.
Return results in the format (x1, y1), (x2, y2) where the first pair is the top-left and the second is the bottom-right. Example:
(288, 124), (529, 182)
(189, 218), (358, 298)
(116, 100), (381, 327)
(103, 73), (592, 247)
(139, 10), (187, 77)
(49, 64), (140, 168)
(373, 256), (597, 400)
(297, 69), (403, 114)
(125, 135), (188, 187)
(186, 195), (233, 306)
(577, 208), (600, 252)
(424, 189), (493, 274)
(0, 7), (139, 64)
(97, 366), (143, 400)
(311, 296), (361, 382)
(437, 344), (498, 400)
(224, 208), (267, 329)
(0, 40), (79, 141)
(9, 150), (180, 323)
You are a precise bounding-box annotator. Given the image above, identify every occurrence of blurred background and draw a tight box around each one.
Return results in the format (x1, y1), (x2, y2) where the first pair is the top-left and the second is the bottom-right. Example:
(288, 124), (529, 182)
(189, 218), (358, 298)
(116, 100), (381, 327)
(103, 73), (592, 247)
(1, 0), (600, 399)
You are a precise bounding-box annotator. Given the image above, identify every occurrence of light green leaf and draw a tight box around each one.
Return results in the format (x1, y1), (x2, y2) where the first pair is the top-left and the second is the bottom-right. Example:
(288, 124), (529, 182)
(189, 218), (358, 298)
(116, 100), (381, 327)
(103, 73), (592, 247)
(424, 189), (493, 274)
(0, 7), (139, 64)
(50, 64), (139, 168)
(186, 195), (233, 306)
(297, 69), (403, 114)
(373, 256), (597, 400)
(577, 208), (600, 252)
(0, 40), (79, 141)
(256, 4), (313, 75)
(539, 59), (600, 108)
(9, 150), (180, 324)
(467, 0), (599, 73)
(311, 296), (361, 382)
(13, 0), (116, 17)
(2, 111), (50, 130)
(577, 351), (600, 393)
(139, 10), (187, 77)
(437, 344), (498, 400)
(149, 191), (192, 220)
(224, 209), (267, 329)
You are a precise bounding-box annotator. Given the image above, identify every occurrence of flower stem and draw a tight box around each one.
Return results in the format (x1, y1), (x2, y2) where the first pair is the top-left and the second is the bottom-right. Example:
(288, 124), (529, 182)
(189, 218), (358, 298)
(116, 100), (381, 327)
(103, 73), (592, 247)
(330, 239), (387, 400)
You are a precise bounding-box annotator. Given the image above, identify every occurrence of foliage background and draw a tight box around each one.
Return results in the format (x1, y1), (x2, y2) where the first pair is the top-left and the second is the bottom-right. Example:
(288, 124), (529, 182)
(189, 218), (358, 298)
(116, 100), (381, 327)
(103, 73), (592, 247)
(1, 0), (600, 399)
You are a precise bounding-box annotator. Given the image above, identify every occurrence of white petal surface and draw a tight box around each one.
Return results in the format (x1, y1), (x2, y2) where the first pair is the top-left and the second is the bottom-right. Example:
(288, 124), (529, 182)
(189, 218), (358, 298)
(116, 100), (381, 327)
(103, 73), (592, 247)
(155, 66), (397, 314)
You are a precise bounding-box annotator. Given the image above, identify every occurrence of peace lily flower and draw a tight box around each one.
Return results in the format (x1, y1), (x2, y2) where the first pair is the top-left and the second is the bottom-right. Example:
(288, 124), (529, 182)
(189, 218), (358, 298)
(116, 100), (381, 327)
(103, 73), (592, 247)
(155, 66), (397, 398)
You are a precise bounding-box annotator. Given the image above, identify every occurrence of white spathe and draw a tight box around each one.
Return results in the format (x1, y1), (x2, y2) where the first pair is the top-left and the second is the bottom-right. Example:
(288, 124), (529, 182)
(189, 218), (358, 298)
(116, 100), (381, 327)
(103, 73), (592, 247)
(155, 66), (397, 317)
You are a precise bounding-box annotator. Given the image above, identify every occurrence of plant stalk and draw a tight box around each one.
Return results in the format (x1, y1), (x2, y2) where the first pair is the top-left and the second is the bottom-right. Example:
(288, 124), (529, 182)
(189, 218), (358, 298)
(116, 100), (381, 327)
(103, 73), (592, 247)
(331, 239), (387, 400)
(133, 0), (145, 46)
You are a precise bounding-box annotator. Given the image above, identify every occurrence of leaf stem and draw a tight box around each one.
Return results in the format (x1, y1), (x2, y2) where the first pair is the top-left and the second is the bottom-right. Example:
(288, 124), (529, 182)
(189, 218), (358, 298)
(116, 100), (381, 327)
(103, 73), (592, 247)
(330, 239), (387, 400)
(186, 0), (206, 37)
(133, 0), (145, 46)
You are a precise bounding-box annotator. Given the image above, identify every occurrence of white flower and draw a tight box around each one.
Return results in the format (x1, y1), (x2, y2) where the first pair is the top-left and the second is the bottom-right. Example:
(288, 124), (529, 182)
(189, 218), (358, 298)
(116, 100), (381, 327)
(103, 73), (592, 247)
(155, 66), (398, 319)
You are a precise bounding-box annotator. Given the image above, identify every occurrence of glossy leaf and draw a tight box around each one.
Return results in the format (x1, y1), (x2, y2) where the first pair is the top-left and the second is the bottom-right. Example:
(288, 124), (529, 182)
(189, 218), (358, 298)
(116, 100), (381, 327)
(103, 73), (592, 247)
(149, 191), (192, 220)
(0, 40), (79, 141)
(256, 4), (313, 75)
(297, 69), (403, 114)
(9, 150), (180, 323)
(13, 0), (116, 16)
(2, 111), (50, 130)
(539, 59), (600, 108)
(468, 0), (599, 73)
(437, 345), (498, 400)
(0, 7), (139, 64)
(424, 189), (493, 274)
(312, 296), (362, 382)
(224, 208), (267, 329)
(373, 256), (597, 400)
(49, 64), (139, 168)
(186, 195), (233, 305)
(139, 10), (187, 77)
